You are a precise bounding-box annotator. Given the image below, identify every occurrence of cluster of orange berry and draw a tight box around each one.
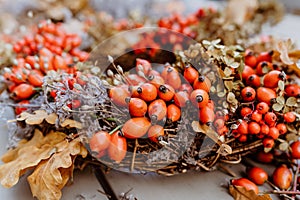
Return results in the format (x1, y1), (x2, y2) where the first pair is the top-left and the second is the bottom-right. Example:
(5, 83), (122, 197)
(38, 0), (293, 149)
(2, 21), (89, 114)
(88, 58), (223, 163)
(232, 50), (299, 146)
(231, 140), (300, 195)
(132, 8), (215, 56)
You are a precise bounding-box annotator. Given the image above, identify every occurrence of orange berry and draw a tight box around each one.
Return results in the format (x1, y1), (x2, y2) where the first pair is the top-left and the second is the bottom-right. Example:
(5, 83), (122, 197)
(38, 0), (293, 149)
(193, 75), (211, 93)
(240, 107), (252, 117)
(136, 58), (152, 76)
(11, 83), (35, 100)
(148, 99), (167, 122)
(256, 61), (273, 76)
(276, 123), (287, 135)
(269, 127), (279, 139)
(184, 64), (198, 84)
(257, 87), (276, 105)
(199, 106), (215, 125)
(158, 84), (175, 101)
(137, 83), (157, 102)
(190, 89), (209, 108)
(174, 91), (190, 108)
(147, 125), (164, 142)
(242, 65), (255, 80)
(264, 112), (277, 126)
(290, 141), (300, 159)
(167, 104), (181, 122)
(214, 118), (225, 130)
(122, 117), (151, 139)
(260, 124), (270, 135)
(263, 137), (275, 148)
(28, 70), (44, 87)
(231, 178), (259, 194)
(263, 70), (286, 88)
(256, 102), (269, 114)
(272, 165), (292, 190)
(246, 74), (260, 88)
(283, 112), (296, 123)
(256, 151), (273, 163)
(109, 85), (130, 106)
(247, 167), (268, 185)
(248, 121), (261, 134)
(128, 98), (147, 117)
(285, 84), (300, 97)
(251, 110), (262, 122)
(241, 86), (256, 102)
(237, 120), (249, 135)
(256, 51), (273, 63)
(148, 75), (165, 89)
(108, 131), (127, 163)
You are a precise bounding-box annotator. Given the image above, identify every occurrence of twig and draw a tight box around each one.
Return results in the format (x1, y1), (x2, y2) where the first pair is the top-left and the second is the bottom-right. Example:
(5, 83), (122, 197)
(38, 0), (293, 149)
(131, 139), (139, 172)
(217, 163), (237, 177)
(291, 163), (300, 199)
(266, 180), (293, 200)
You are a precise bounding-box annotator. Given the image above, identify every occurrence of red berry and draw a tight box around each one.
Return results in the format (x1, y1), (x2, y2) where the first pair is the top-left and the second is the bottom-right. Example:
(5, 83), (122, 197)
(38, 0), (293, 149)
(241, 87), (256, 102)
(272, 165), (292, 190)
(290, 141), (300, 159)
(231, 178), (259, 194)
(247, 167), (268, 185)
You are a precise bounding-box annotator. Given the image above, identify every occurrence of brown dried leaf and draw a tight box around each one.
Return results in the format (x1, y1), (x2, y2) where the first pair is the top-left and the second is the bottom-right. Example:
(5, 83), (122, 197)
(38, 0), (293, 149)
(0, 130), (66, 188)
(286, 97), (297, 107)
(192, 121), (220, 144)
(17, 110), (48, 125)
(229, 185), (272, 200)
(16, 110), (81, 128)
(60, 119), (82, 129)
(45, 113), (58, 124)
(27, 137), (87, 200)
(276, 39), (294, 65)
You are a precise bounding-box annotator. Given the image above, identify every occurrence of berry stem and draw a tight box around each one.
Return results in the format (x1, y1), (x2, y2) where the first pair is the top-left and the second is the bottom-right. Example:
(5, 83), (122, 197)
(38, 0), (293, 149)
(109, 124), (123, 135)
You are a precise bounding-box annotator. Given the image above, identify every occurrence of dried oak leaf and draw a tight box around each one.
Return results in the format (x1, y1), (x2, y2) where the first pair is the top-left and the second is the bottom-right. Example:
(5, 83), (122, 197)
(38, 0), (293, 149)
(17, 110), (48, 125)
(16, 110), (82, 128)
(275, 39), (294, 65)
(229, 185), (272, 200)
(27, 137), (87, 200)
(60, 119), (82, 129)
(0, 130), (66, 188)
(192, 121), (232, 155)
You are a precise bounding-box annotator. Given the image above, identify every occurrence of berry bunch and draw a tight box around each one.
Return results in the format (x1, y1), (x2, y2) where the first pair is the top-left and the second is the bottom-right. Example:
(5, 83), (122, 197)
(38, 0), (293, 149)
(131, 8), (216, 57)
(2, 21), (89, 114)
(232, 49), (299, 147)
(90, 58), (222, 163)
